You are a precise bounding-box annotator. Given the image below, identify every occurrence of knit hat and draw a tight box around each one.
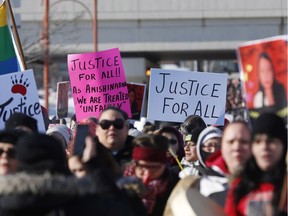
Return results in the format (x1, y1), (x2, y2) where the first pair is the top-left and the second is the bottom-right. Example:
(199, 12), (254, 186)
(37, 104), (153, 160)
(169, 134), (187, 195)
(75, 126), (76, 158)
(46, 124), (71, 147)
(252, 112), (287, 145)
(5, 112), (38, 133)
(16, 133), (68, 174)
(180, 115), (206, 135)
(184, 127), (205, 143)
(196, 126), (223, 167)
(0, 131), (20, 146)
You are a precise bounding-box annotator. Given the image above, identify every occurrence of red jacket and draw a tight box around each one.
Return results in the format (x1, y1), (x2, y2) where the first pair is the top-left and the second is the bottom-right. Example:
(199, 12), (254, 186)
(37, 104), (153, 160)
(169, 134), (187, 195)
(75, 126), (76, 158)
(225, 178), (274, 216)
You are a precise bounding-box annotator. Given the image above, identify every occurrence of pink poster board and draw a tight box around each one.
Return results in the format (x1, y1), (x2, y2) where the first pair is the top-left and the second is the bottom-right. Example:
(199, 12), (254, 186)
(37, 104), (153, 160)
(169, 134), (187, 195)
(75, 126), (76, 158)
(68, 48), (131, 121)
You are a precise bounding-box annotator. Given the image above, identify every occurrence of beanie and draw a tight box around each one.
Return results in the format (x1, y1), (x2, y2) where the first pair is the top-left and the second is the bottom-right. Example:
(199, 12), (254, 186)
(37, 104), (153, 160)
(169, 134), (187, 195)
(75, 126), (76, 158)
(184, 127), (205, 143)
(0, 131), (20, 146)
(252, 112), (287, 145)
(16, 134), (68, 174)
(196, 126), (223, 167)
(180, 115), (206, 135)
(5, 112), (38, 133)
(46, 124), (71, 147)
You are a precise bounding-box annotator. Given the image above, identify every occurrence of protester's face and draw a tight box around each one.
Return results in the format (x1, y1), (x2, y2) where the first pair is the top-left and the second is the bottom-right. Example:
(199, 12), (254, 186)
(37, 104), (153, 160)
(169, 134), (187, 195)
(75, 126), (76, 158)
(184, 141), (198, 162)
(252, 134), (283, 171)
(0, 143), (18, 175)
(201, 137), (221, 153)
(68, 156), (87, 178)
(134, 160), (166, 184)
(221, 123), (251, 176)
(259, 57), (274, 89)
(161, 132), (179, 156)
(96, 110), (129, 151)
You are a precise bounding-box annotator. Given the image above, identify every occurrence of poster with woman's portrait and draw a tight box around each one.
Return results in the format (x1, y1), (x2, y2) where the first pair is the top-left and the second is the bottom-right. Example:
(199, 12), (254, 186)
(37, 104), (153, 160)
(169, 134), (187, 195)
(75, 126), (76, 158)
(237, 35), (287, 119)
(127, 82), (146, 121)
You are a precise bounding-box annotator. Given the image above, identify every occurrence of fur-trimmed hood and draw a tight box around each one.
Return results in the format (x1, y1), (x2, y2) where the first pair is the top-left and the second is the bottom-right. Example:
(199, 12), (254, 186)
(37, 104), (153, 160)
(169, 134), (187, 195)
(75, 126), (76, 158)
(0, 172), (96, 196)
(0, 171), (137, 216)
(0, 172), (98, 214)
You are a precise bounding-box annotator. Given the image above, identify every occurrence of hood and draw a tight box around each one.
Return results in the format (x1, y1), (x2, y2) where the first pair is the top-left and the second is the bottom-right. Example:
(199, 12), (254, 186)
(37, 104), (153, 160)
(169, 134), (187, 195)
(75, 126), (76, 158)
(0, 172), (97, 211)
(196, 126), (222, 168)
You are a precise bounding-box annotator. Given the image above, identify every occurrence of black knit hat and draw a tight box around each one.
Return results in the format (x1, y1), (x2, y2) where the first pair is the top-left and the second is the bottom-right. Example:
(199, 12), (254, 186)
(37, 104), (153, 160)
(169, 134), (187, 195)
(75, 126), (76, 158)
(184, 127), (205, 143)
(5, 113), (38, 133)
(252, 113), (287, 145)
(0, 131), (20, 146)
(180, 115), (206, 135)
(16, 134), (68, 174)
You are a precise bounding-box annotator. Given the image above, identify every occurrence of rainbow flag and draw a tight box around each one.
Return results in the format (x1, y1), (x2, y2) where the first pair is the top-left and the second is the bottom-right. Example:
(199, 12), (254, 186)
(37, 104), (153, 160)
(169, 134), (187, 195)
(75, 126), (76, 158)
(0, 1), (18, 75)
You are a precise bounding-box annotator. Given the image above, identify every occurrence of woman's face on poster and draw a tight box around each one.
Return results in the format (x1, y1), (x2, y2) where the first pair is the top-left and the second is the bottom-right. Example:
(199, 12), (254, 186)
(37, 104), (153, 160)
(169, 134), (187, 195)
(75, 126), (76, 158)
(258, 57), (274, 89)
(129, 90), (135, 102)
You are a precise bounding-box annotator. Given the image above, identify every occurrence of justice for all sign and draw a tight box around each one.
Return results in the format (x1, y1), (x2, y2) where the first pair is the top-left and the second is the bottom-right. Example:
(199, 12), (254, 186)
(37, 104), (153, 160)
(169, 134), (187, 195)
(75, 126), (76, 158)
(0, 70), (45, 132)
(68, 48), (131, 121)
(147, 68), (228, 125)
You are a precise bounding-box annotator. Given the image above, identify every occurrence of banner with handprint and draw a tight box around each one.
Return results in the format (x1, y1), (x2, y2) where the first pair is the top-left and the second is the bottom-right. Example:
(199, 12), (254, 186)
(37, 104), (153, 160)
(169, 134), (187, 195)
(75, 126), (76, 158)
(0, 70), (45, 132)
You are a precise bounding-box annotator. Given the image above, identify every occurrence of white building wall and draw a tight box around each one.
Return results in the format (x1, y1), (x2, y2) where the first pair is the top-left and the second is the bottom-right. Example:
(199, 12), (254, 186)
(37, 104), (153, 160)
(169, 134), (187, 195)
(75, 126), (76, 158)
(10, 0), (287, 64)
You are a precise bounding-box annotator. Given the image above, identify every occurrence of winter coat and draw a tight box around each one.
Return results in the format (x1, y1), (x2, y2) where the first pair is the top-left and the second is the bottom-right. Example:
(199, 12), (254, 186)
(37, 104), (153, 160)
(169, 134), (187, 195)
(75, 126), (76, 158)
(0, 170), (136, 216)
(225, 178), (275, 216)
(94, 135), (134, 169)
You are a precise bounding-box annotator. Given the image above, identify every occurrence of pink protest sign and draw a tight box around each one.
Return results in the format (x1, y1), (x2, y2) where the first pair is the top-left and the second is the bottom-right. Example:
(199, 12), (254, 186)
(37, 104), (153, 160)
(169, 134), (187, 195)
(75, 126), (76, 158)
(68, 48), (131, 121)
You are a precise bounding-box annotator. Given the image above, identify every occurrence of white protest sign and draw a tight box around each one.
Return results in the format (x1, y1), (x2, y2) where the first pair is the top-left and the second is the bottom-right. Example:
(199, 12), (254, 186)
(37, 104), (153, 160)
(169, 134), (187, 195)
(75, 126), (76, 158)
(147, 68), (228, 125)
(0, 70), (45, 132)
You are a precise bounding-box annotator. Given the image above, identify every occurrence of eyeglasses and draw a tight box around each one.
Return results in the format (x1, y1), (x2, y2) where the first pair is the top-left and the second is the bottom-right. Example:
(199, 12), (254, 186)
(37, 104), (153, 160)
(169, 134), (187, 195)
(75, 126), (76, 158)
(0, 148), (16, 158)
(168, 139), (178, 145)
(99, 119), (125, 130)
(201, 143), (221, 152)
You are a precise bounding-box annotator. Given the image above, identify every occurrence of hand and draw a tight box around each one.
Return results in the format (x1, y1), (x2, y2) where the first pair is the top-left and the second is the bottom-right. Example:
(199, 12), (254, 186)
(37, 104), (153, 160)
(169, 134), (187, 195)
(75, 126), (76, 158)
(82, 136), (97, 163)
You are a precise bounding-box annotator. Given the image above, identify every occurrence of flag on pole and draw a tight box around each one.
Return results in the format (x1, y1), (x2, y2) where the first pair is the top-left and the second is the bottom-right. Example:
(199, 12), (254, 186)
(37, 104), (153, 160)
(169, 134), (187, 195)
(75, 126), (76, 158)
(0, 1), (19, 75)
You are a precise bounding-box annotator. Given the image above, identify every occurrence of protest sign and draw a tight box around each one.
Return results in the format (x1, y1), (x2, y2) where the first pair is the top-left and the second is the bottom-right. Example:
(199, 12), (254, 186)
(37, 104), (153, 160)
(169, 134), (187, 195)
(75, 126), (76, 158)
(147, 68), (228, 125)
(237, 35), (287, 118)
(0, 70), (45, 132)
(127, 82), (146, 121)
(56, 81), (69, 119)
(68, 48), (131, 121)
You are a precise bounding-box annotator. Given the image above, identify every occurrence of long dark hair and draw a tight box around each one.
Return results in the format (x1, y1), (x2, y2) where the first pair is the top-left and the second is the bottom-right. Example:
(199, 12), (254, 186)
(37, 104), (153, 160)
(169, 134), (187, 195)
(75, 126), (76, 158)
(157, 126), (185, 161)
(233, 127), (286, 215)
(258, 52), (286, 110)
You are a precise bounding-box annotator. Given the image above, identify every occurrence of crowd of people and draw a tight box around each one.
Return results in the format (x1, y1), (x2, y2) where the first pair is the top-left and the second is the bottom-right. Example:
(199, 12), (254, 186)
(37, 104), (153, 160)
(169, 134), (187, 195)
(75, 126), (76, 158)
(0, 107), (286, 216)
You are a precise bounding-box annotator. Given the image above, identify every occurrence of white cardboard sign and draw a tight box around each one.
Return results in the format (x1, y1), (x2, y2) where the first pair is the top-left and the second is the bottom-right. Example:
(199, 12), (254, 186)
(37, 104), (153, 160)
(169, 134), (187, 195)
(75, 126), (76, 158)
(147, 68), (228, 125)
(0, 70), (45, 132)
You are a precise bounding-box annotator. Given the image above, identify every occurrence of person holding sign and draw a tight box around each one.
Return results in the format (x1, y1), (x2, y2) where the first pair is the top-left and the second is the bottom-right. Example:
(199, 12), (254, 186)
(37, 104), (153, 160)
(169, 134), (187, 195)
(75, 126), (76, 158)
(253, 52), (287, 113)
(178, 127), (205, 178)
